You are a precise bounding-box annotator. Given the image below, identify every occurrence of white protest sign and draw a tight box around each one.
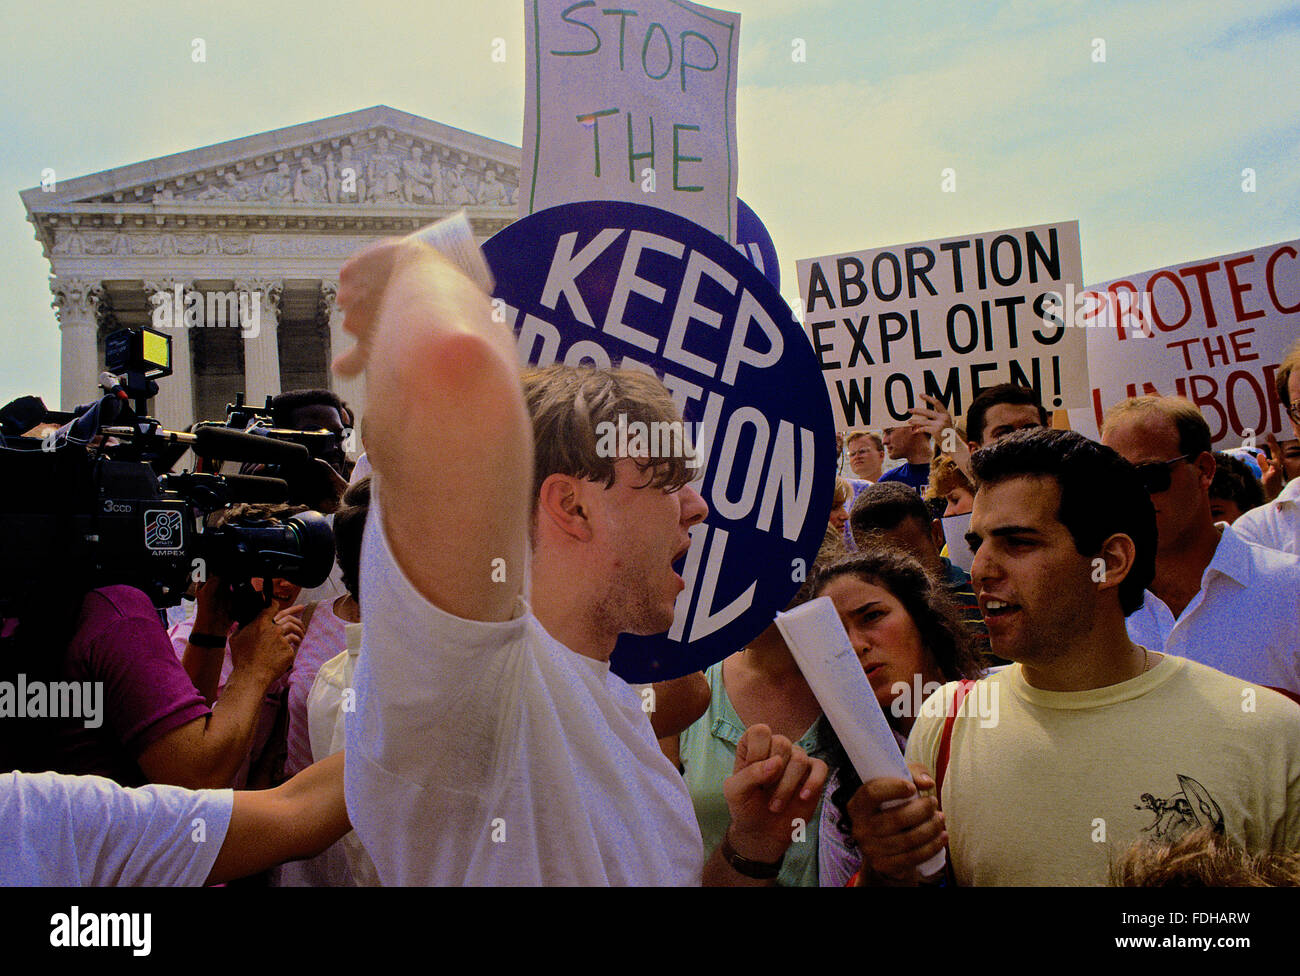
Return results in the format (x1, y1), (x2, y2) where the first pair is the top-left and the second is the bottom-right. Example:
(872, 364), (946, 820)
(520, 0), (740, 240)
(1079, 239), (1299, 448)
(797, 221), (1086, 431)
(941, 511), (975, 574)
(1065, 406), (1101, 443)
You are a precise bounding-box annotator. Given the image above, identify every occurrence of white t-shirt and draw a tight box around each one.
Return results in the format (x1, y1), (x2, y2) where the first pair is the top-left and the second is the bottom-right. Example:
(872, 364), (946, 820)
(0, 771), (231, 886)
(349, 452), (372, 485)
(345, 481), (705, 885)
(307, 622), (362, 765)
(1232, 477), (1300, 555)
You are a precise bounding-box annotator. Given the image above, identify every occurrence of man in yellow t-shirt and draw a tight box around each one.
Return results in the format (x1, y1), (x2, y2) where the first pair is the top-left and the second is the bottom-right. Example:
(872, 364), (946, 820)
(845, 429), (1300, 886)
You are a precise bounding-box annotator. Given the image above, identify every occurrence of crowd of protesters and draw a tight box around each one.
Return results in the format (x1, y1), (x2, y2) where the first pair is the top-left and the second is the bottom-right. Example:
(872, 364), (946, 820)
(1, 236), (1298, 887)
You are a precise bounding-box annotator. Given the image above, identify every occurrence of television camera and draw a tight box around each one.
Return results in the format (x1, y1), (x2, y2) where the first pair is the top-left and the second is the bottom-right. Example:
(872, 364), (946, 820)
(0, 327), (337, 625)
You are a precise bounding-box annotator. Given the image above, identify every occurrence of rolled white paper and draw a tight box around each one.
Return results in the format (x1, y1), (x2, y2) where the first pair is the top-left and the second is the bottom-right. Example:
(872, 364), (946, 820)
(409, 211), (495, 294)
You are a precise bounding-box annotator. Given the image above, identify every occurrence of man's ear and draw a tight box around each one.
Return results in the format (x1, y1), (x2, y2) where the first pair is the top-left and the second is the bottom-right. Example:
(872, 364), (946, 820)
(536, 474), (593, 541)
(929, 517), (946, 553)
(1092, 532), (1136, 597)
(966, 439), (981, 457)
(1193, 451), (1216, 492)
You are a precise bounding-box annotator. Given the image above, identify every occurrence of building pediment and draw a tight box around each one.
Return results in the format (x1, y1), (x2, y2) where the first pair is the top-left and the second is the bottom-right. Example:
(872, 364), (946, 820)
(23, 105), (521, 254)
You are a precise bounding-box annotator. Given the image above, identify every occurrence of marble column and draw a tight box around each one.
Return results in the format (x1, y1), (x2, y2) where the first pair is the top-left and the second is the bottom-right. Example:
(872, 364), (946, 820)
(142, 278), (195, 428)
(321, 280), (365, 451)
(50, 276), (105, 411)
(235, 278), (283, 407)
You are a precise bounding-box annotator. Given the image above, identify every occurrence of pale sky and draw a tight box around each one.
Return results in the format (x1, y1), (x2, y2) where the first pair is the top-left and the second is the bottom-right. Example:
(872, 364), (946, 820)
(2, 0), (1297, 409)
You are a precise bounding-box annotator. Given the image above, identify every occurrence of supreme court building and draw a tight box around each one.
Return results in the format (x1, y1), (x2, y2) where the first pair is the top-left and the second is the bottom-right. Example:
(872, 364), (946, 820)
(20, 105), (520, 436)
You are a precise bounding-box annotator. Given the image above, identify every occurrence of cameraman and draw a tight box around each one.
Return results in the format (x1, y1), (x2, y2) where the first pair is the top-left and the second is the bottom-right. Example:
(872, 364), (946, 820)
(263, 390), (354, 605)
(270, 389), (352, 479)
(246, 389), (352, 516)
(171, 502), (329, 788)
(1, 573), (300, 790)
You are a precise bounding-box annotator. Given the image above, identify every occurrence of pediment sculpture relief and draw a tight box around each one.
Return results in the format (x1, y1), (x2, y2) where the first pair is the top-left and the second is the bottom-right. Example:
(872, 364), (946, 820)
(156, 136), (518, 208)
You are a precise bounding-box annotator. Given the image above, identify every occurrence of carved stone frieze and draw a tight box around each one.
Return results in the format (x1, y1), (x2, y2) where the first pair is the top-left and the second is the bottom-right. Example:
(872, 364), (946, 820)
(89, 134), (520, 210)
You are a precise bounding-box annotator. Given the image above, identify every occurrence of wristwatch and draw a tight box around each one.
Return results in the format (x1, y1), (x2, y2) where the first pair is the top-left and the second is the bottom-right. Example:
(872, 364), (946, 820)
(721, 828), (785, 880)
(188, 631), (227, 648)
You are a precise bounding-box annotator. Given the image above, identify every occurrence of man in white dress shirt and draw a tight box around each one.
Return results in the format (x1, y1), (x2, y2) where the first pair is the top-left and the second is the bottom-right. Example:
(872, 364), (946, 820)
(1102, 395), (1300, 696)
(1233, 341), (1300, 555)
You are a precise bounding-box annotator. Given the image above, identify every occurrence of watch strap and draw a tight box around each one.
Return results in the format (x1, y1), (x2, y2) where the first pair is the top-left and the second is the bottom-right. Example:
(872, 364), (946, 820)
(720, 829), (784, 880)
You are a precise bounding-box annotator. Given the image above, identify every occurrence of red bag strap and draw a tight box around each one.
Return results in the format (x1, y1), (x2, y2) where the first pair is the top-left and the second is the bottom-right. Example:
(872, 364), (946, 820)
(933, 679), (976, 887)
(934, 679), (975, 809)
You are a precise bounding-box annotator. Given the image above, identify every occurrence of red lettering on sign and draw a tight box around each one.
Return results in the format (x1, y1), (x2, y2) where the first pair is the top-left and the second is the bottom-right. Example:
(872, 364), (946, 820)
(1227, 327), (1258, 363)
(1225, 369), (1268, 438)
(1177, 261), (1223, 329)
(1184, 373), (1227, 441)
(1223, 256), (1265, 323)
(1148, 270), (1192, 332)
(1108, 280), (1143, 340)
(1265, 246), (1300, 314)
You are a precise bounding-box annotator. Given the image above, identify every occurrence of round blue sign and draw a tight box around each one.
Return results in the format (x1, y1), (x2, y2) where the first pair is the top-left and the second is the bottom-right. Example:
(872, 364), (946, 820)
(484, 201), (835, 682)
(736, 198), (780, 292)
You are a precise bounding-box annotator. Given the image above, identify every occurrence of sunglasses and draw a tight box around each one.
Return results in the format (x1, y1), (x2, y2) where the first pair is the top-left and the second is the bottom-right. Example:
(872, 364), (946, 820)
(1134, 454), (1194, 494)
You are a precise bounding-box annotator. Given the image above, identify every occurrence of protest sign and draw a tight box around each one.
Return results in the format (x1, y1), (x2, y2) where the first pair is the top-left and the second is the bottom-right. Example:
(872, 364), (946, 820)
(797, 221), (1086, 430)
(520, 0), (740, 240)
(482, 201), (836, 682)
(941, 512), (975, 574)
(736, 198), (779, 290)
(1065, 406), (1101, 442)
(1081, 239), (1299, 447)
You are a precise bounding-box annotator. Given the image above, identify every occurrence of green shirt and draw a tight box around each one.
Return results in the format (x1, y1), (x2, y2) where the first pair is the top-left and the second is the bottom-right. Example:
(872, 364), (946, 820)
(679, 659), (834, 887)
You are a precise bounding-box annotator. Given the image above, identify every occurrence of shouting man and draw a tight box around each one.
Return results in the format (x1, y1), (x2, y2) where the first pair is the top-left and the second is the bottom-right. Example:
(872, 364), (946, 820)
(333, 235), (826, 885)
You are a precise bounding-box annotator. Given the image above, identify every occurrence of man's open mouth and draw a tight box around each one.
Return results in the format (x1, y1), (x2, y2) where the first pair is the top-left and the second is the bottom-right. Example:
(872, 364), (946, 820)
(981, 597), (1021, 618)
